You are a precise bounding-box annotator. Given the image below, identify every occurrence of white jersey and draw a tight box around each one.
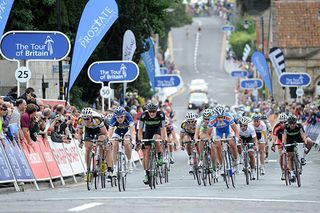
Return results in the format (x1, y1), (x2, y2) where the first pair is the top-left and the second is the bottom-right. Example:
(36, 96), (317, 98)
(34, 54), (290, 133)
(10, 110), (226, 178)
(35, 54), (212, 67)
(238, 124), (256, 138)
(251, 120), (267, 142)
(196, 116), (210, 133)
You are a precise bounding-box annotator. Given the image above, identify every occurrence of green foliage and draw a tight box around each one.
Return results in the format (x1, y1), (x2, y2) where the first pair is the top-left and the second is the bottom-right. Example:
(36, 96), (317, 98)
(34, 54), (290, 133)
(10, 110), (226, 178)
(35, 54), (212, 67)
(69, 86), (90, 109)
(229, 16), (256, 60)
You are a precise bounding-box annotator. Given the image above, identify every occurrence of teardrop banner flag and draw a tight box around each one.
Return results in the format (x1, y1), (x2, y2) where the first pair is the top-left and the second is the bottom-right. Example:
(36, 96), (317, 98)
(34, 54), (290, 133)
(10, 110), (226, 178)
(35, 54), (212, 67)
(67, 0), (119, 93)
(141, 38), (156, 89)
(251, 51), (273, 94)
(0, 0), (14, 37)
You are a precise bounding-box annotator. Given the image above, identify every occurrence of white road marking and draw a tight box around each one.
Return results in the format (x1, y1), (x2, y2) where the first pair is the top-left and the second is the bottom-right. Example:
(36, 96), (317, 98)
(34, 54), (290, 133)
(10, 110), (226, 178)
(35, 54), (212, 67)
(194, 31), (200, 73)
(49, 196), (320, 204)
(68, 202), (103, 212)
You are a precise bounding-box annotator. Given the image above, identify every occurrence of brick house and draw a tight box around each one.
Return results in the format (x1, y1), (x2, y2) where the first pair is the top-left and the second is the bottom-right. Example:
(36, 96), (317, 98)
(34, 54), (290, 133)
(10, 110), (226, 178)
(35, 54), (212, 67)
(268, 0), (320, 101)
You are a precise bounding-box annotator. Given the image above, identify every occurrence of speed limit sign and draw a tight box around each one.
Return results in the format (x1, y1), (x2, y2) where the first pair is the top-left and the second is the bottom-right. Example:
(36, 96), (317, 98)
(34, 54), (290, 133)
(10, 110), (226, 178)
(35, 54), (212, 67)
(15, 67), (31, 83)
(100, 86), (112, 98)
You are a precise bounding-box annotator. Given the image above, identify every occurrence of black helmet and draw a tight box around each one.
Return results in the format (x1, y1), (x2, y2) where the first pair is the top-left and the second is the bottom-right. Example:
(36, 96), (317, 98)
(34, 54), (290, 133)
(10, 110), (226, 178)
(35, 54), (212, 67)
(147, 102), (158, 111)
(287, 115), (297, 124)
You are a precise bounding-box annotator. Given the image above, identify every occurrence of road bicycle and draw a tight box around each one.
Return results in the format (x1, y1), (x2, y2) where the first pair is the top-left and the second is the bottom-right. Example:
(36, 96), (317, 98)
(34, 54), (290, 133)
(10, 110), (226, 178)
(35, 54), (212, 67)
(198, 139), (213, 186)
(241, 141), (255, 185)
(184, 140), (201, 185)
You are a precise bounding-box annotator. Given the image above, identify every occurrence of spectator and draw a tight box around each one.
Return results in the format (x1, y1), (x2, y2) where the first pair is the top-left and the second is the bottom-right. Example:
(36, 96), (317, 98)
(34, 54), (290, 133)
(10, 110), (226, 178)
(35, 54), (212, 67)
(0, 103), (8, 147)
(8, 99), (26, 144)
(21, 103), (39, 145)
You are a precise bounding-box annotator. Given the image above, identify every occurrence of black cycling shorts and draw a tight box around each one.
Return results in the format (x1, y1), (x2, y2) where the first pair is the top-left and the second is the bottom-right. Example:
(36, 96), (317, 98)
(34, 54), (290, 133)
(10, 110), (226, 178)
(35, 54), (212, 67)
(143, 127), (161, 146)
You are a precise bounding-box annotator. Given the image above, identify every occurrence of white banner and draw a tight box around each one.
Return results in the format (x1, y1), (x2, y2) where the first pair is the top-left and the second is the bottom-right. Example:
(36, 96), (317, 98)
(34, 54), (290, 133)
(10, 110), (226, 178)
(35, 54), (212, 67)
(47, 138), (74, 177)
(72, 139), (87, 171)
(122, 30), (136, 103)
(63, 140), (86, 175)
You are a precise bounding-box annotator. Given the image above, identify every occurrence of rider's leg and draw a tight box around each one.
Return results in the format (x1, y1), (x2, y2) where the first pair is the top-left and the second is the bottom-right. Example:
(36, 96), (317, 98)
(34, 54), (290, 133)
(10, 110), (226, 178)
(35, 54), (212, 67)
(84, 141), (93, 168)
(259, 142), (265, 167)
(248, 150), (256, 169)
(124, 135), (132, 161)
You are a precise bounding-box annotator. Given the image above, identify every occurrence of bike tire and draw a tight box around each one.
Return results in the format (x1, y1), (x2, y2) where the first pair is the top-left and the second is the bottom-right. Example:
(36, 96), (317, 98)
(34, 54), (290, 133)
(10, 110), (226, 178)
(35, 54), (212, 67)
(117, 153), (123, 192)
(223, 151), (230, 189)
(86, 154), (95, 191)
(256, 150), (259, 180)
(164, 163), (169, 183)
(244, 152), (250, 185)
(282, 153), (289, 186)
(201, 166), (207, 186)
(294, 155), (301, 187)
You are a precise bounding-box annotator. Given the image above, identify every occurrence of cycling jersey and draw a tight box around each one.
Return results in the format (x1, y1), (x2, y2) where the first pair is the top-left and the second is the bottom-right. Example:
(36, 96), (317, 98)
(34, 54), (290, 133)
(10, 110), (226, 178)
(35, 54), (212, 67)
(180, 120), (196, 138)
(139, 110), (165, 139)
(109, 111), (134, 137)
(273, 122), (284, 143)
(208, 112), (234, 138)
(251, 120), (267, 142)
(196, 116), (210, 134)
(238, 124), (256, 143)
(166, 124), (174, 136)
(284, 123), (305, 152)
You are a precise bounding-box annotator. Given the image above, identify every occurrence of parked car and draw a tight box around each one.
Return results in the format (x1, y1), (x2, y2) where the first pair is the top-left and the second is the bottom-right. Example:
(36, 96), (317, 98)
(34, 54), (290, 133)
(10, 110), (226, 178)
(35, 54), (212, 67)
(188, 92), (209, 109)
(189, 79), (208, 93)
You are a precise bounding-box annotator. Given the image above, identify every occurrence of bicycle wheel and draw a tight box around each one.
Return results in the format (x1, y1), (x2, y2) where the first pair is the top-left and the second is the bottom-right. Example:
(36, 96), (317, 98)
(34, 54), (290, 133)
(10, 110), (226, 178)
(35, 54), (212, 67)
(201, 165), (207, 186)
(149, 152), (156, 189)
(244, 152), (250, 185)
(282, 153), (289, 186)
(94, 160), (100, 190)
(117, 153), (123, 192)
(164, 163), (169, 183)
(223, 151), (230, 188)
(294, 155), (301, 187)
(256, 150), (259, 180)
(157, 165), (164, 185)
(86, 154), (95, 191)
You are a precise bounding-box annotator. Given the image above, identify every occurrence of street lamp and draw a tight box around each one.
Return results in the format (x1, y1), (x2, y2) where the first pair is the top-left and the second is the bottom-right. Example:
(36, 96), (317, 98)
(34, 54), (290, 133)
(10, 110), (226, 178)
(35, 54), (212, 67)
(243, 20), (250, 29)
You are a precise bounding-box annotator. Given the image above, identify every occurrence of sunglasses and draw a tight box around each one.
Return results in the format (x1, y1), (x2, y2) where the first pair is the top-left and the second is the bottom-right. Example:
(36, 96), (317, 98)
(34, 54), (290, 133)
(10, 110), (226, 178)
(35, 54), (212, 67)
(240, 124), (247, 128)
(204, 118), (210, 121)
(0, 108), (7, 111)
(280, 121), (285, 124)
(148, 111), (157, 114)
(116, 115), (125, 119)
(187, 120), (196, 124)
(217, 116), (223, 119)
(83, 118), (90, 121)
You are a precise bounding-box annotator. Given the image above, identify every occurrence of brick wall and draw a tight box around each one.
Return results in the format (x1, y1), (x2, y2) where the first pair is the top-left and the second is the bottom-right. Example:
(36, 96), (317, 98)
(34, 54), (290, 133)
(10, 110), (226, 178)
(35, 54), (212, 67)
(275, 1), (320, 48)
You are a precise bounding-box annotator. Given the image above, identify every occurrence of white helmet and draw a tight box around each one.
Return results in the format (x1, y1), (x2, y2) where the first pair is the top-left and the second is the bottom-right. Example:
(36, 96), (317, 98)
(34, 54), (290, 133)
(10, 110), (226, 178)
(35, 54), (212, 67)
(214, 104), (225, 116)
(202, 109), (212, 118)
(81, 107), (93, 118)
(239, 116), (251, 125)
(185, 112), (197, 121)
(278, 113), (288, 122)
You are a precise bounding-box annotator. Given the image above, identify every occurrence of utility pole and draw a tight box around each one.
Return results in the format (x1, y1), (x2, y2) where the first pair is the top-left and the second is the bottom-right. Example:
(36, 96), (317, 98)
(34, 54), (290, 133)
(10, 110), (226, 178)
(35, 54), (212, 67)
(57, 0), (64, 100)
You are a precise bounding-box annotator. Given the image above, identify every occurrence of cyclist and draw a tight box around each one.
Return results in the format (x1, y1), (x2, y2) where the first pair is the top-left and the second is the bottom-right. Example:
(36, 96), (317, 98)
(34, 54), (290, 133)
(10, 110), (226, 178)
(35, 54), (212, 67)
(180, 112), (198, 174)
(261, 114), (272, 161)
(137, 102), (167, 185)
(282, 115), (308, 182)
(208, 104), (240, 173)
(271, 113), (288, 180)
(238, 116), (258, 180)
(194, 109), (215, 169)
(77, 107), (111, 180)
(165, 117), (178, 164)
(108, 106), (135, 175)
(251, 114), (267, 175)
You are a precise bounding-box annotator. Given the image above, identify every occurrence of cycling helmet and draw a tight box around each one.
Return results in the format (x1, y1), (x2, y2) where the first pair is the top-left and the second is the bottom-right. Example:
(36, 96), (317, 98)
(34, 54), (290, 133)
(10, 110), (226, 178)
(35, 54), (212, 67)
(114, 106), (125, 116)
(202, 109), (212, 118)
(81, 107), (93, 118)
(287, 115), (297, 124)
(147, 102), (158, 111)
(278, 113), (288, 122)
(239, 116), (251, 125)
(252, 114), (261, 121)
(185, 112), (197, 121)
(214, 104), (225, 116)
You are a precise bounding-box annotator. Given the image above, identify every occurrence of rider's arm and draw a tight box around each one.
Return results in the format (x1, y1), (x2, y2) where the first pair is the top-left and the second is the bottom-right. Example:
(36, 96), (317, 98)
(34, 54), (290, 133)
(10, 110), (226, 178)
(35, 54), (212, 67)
(231, 123), (239, 139)
(107, 127), (114, 139)
(282, 131), (287, 145)
(138, 120), (144, 141)
(299, 126), (308, 144)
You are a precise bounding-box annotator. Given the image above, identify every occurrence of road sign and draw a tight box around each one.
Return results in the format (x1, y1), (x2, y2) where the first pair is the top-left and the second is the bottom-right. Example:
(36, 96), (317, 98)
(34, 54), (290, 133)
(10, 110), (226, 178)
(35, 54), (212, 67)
(242, 44), (251, 62)
(221, 25), (235, 32)
(230, 70), (248, 78)
(160, 67), (170, 75)
(100, 86), (112, 98)
(15, 67), (31, 83)
(296, 88), (304, 97)
(154, 75), (182, 88)
(240, 79), (263, 90)
(252, 89), (258, 96)
(0, 31), (70, 61)
(279, 73), (311, 87)
(88, 61), (139, 83)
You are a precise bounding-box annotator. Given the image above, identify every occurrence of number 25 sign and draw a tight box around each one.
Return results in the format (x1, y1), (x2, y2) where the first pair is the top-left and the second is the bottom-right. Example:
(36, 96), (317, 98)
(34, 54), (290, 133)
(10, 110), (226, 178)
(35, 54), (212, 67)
(15, 67), (31, 83)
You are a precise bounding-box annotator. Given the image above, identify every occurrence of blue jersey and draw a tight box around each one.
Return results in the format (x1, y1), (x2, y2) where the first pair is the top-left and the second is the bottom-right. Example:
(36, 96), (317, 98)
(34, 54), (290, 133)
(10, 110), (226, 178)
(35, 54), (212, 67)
(109, 112), (134, 135)
(208, 112), (235, 137)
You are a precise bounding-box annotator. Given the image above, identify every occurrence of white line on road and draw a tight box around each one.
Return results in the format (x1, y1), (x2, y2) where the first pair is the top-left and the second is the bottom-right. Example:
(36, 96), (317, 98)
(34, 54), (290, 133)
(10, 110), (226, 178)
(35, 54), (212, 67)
(194, 31), (200, 73)
(68, 202), (103, 212)
(49, 196), (320, 204)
